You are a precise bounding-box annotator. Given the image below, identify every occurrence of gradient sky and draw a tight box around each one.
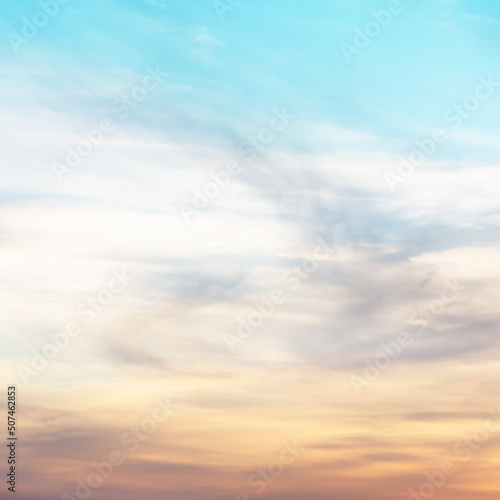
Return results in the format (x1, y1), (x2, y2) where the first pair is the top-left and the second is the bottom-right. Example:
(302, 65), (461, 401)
(1, 1), (500, 499)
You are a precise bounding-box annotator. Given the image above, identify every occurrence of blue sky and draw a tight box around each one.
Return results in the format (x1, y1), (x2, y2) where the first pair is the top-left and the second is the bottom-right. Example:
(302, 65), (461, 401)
(0, 0), (499, 253)
(2, 0), (500, 146)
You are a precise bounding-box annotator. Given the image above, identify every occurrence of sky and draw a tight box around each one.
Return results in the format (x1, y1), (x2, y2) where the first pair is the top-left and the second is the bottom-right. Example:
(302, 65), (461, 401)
(1, 0), (500, 499)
